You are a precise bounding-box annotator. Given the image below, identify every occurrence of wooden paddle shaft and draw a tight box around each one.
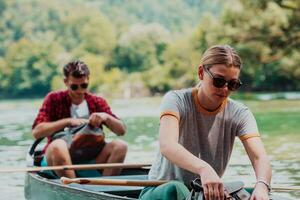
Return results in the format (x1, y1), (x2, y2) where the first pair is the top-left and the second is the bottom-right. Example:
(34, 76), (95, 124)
(271, 186), (300, 192)
(0, 163), (151, 173)
(245, 184), (300, 192)
(61, 177), (168, 186)
(61, 177), (300, 191)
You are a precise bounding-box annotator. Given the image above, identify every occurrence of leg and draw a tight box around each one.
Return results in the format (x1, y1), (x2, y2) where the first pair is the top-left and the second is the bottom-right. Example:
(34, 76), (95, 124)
(139, 181), (190, 200)
(95, 139), (127, 176)
(45, 139), (76, 178)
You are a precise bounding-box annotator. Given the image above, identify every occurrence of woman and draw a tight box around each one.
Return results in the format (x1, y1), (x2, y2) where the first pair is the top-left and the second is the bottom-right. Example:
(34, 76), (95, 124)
(140, 45), (271, 200)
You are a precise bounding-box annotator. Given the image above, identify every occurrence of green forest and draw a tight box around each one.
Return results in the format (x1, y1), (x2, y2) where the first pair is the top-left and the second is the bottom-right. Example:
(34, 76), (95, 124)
(0, 0), (299, 98)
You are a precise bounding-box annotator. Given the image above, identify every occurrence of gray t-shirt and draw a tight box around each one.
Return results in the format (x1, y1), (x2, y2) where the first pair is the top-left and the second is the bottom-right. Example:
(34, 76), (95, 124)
(148, 87), (260, 185)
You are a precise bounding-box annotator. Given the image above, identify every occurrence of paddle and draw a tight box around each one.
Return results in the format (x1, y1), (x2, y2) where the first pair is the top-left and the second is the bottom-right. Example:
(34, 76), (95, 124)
(0, 162), (151, 173)
(61, 177), (300, 192)
(270, 186), (300, 192)
(245, 184), (300, 192)
(61, 177), (168, 186)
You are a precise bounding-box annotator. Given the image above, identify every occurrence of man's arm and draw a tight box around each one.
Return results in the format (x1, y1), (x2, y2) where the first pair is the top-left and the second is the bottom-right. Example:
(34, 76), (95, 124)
(32, 118), (88, 139)
(159, 115), (224, 200)
(242, 137), (271, 199)
(89, 112), (126, 136)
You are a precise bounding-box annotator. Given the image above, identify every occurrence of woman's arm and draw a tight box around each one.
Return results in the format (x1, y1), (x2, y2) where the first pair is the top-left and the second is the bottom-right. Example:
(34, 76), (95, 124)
(242, 137), (272, 200)
(159, 115), (224, 200)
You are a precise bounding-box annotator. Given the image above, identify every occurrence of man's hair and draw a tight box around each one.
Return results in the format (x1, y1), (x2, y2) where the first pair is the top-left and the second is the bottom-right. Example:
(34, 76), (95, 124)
(63, 60), (90, 78)
(201, 45), (242, 69)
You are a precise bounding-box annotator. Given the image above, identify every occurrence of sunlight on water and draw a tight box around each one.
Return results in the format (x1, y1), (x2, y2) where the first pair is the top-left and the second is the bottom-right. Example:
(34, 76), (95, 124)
(0, 98), (299, 199)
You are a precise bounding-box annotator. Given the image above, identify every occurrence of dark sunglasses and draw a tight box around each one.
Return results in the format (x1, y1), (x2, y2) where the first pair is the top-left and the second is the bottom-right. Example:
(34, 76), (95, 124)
(203, 66), (242, 91)
(70, 83), (89, 91)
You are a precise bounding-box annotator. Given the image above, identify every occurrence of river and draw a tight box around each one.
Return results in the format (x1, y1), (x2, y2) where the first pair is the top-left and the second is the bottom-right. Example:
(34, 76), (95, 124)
(0, 98), (299, 199)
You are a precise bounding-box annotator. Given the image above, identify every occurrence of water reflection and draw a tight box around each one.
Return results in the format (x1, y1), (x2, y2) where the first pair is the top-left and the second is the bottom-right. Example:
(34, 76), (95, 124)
(0, 99), (299, 199)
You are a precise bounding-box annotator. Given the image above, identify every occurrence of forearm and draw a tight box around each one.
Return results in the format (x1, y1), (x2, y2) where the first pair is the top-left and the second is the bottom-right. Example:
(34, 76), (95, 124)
(252, 154), (272, 184)
(160, 141), (211, 175)
(105, 115), (126, 136)
(243, 138), (272, 184)
(32, 118), (70, 139)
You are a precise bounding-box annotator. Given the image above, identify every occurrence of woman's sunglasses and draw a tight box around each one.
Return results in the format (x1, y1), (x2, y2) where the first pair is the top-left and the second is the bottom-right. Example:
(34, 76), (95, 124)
(70, 83), (89, 91)
(203, 66), (242, 91)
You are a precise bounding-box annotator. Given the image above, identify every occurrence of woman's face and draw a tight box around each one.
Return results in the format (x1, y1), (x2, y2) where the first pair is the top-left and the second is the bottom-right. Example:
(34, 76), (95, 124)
(199, 64), (241, 103)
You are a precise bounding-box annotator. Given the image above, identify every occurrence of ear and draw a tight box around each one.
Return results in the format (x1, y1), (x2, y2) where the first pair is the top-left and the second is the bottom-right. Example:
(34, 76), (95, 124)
(63, 77), (68, 85)
(198, 65), (204, 80)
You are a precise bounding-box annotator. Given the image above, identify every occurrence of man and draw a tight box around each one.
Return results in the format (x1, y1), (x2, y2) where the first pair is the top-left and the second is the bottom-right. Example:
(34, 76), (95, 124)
(140, 45), (271, 200)
(32, 60), (127, 178)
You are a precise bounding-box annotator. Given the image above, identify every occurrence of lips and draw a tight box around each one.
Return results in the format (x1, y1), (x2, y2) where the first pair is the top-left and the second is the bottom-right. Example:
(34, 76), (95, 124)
(216, 93), (227, 98)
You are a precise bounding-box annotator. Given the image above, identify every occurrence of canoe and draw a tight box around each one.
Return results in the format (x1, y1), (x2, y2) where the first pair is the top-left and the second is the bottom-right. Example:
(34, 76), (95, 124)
(23, 153), (292, 200)
(24, 168), (150, 200)
(24, 169), (292, 200)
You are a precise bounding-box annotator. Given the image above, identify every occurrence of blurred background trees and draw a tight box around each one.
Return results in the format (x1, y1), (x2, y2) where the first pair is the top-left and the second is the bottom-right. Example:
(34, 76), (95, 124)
(0, 0), (299, 98)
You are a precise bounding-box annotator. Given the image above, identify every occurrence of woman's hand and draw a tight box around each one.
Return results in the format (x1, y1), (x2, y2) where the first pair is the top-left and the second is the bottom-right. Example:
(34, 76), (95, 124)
(250, 182), (269, 200)
(199, 165), (224, 200)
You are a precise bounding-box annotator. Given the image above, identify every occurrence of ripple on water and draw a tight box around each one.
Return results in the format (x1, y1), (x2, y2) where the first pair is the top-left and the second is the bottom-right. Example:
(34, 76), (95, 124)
(0, 145), (28, 200)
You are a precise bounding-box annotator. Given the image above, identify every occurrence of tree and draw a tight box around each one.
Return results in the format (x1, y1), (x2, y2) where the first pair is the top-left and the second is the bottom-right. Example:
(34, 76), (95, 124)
(189, 0), (300, 91)
(221, 0), (300, 90)
(111, 23), (170, 72)
(0, 38), (62, 97)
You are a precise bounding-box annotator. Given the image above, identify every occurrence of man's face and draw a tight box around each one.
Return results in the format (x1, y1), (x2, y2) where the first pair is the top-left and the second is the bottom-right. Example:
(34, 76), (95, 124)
(64, 75), (89, 103)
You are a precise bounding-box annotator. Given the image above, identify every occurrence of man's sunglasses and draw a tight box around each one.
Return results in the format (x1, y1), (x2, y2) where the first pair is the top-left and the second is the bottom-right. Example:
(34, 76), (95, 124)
(70, 83), (89, 91)
(203, 65), (242, 91)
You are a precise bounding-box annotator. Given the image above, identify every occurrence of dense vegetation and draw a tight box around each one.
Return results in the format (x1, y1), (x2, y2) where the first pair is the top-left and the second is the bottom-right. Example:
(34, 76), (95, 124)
(0, 0), (299, 98)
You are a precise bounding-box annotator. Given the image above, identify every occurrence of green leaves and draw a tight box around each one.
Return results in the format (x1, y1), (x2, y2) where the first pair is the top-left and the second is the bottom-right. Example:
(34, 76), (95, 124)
(0, 0), (299, 98)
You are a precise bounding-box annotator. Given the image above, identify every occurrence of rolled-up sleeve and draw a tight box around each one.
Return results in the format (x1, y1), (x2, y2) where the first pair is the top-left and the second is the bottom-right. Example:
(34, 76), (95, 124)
(236, 108), (260, 141)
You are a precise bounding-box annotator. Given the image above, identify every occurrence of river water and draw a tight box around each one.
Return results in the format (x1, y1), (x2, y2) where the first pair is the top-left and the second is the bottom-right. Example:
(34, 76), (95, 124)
(0, 98), (299, 199)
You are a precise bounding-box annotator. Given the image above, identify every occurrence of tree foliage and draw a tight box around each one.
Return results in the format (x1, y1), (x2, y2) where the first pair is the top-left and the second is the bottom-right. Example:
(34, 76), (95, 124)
(110, 23), (170, 72)
(0, 0), (299, 98)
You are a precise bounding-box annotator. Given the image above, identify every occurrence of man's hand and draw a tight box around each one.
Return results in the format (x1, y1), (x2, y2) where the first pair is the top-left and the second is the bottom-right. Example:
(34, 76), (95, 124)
(89, 112), (108, 127)
(69, 118), (89, 127)
(250, 182), (269, 200)
(199, 165), (224, 200)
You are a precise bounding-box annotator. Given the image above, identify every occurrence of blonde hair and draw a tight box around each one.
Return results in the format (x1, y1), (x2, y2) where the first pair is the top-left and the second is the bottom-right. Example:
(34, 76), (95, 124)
(200, 45), (242, 69)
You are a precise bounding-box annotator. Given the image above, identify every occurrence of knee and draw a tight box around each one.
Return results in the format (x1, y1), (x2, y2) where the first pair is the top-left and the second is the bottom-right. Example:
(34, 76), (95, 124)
(47, 139), (68, 159)
(161, 181), (189, 199)
(112, 140), (128, 155)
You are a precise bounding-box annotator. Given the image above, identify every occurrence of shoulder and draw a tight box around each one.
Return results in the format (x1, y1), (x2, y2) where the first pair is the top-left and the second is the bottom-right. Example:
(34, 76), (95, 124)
(226, 98), (250, 112)
(85, 92), (110, 108)
(160, 88), (193, 119)
(85, 92), (107, 102)
(163, 88), (193, 101)
(226, 98), (255, 122)
(44, 90), (68, 102)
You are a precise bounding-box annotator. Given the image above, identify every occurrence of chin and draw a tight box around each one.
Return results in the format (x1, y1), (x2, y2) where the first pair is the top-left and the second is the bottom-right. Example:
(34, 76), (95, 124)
(70, 92), (84, 100)
(215, 94), (227, 101)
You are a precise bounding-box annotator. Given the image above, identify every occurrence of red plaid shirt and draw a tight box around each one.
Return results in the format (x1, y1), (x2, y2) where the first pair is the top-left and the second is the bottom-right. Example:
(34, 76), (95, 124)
(32, 90), (118, 150)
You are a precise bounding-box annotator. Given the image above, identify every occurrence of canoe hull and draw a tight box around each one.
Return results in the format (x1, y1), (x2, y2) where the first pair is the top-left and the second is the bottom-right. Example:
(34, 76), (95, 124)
(24, 172), (144, 200)
(24, 171), (292, 200)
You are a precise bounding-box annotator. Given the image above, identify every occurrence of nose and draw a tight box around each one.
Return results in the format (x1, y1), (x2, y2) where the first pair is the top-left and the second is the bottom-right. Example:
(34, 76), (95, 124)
(77, 88), (85, 94)
(220, 83), (229, 92)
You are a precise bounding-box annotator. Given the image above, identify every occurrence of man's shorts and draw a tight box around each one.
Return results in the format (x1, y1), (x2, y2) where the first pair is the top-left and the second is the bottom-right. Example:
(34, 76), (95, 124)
(40, 156), (102, 178)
